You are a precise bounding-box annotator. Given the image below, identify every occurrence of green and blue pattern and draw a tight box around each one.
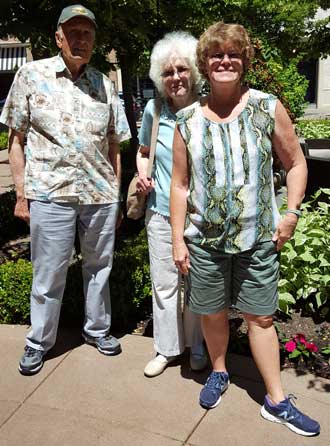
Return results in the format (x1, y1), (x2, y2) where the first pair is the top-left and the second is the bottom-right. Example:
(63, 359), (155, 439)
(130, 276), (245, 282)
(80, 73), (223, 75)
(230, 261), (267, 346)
(177, 89), (280, 253)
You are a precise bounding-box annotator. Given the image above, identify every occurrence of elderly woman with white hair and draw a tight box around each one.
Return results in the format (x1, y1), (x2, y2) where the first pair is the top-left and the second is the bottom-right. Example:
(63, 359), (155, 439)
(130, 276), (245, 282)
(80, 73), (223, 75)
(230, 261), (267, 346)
(136, 31), (207, 377)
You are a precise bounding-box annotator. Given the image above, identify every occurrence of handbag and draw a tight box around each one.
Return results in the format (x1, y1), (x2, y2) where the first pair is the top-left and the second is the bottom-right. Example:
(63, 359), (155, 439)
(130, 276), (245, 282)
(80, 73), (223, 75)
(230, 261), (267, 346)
(126, 99), (161, 219)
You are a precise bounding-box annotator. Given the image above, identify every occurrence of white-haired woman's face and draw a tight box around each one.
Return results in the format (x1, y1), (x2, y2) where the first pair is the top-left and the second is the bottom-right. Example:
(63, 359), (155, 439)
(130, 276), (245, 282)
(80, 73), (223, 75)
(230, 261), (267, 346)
(161, 57), (193, 100)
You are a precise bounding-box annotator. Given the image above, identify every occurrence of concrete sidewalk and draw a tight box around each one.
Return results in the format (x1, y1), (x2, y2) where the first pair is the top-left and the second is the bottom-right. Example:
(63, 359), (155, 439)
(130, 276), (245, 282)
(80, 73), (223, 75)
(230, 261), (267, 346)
(0, 325), (329, 446)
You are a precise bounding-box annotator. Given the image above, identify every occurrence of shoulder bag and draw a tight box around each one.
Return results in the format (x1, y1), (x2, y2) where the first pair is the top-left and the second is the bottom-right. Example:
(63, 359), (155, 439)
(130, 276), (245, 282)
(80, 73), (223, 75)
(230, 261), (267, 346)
(126, 99), (161, 220)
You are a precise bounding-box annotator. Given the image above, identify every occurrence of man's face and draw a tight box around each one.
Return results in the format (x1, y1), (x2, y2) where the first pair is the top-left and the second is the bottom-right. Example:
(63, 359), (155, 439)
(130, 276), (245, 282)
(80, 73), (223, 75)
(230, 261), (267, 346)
(55, 17), (95, 68)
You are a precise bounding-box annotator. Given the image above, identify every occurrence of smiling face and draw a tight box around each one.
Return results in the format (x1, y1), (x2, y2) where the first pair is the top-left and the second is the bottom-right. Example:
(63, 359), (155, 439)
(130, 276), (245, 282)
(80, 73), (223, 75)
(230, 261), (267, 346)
(206, 42), (244, 86)
(55, 17), (95, 71)
(161, 57), (193, 100)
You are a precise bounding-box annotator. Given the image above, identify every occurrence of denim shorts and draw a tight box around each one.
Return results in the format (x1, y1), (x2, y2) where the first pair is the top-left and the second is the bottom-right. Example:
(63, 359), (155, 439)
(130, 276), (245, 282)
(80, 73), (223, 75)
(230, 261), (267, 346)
(185, 240), (280, 316)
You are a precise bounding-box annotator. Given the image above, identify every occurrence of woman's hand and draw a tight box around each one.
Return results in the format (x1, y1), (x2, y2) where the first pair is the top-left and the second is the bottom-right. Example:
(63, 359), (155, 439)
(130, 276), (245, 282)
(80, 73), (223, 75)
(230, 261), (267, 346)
(272, 213), (298, 251)
(136, 174), (154, 195)
(173, 239), (190, 275)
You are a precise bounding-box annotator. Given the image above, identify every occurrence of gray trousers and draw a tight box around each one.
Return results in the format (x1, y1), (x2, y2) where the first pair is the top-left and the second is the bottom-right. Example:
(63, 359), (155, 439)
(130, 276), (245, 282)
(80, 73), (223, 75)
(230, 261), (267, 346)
(26, 200), (119, 352)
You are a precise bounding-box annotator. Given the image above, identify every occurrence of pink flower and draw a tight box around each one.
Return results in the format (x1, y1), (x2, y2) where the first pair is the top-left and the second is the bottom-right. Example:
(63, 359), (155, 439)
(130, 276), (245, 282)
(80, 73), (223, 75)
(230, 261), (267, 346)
(305, 342), (318, 353)
(294, 333), (306, 344)
(285, 340), (297, 352)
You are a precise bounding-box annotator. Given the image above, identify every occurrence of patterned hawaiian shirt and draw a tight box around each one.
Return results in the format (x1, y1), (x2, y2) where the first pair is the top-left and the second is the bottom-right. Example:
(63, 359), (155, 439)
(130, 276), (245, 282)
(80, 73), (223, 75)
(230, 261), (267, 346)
(0, 54), (131, 204)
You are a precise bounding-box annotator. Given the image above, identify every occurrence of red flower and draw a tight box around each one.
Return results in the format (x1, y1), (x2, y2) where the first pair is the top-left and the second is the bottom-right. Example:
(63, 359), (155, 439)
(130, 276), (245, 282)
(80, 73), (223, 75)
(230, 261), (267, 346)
(294, 333), (306, 344)
(285, 340), (297, 352)
(305, 342), (318, 353)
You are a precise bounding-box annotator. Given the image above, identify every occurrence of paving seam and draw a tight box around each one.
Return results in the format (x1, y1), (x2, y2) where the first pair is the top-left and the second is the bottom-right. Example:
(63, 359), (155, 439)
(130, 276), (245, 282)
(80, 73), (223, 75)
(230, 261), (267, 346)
(229, 373), (330, 409)
(0, 349), (74, 431)
(181, 410), (208, 445)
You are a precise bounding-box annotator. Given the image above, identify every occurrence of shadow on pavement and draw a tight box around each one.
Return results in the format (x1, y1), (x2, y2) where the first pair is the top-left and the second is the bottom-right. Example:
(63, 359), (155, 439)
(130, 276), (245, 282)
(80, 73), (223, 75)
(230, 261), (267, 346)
(230, 375), (266, 405)
(45, 326), (83, 360)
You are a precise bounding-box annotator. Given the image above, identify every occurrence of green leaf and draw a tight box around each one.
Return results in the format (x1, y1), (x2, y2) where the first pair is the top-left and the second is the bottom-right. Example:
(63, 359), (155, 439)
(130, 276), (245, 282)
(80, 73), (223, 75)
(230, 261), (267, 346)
(300, 251), (317, 262)
(279, 292), (296, 303)
(289, 350), (301, 359)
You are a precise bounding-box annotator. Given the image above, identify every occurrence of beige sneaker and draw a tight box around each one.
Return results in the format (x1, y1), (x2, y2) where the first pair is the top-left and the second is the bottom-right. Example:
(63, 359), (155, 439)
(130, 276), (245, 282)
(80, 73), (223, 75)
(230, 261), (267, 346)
(144, 354), (176, 377)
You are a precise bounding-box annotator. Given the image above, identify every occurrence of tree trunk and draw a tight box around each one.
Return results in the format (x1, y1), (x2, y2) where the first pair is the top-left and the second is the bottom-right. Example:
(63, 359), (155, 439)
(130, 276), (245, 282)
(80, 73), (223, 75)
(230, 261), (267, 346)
(119, 55), (139, 170)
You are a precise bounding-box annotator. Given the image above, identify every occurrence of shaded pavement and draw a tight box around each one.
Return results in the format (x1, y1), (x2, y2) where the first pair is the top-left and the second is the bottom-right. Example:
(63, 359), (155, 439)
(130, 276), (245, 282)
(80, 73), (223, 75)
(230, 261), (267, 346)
(0, 325), (329, 446)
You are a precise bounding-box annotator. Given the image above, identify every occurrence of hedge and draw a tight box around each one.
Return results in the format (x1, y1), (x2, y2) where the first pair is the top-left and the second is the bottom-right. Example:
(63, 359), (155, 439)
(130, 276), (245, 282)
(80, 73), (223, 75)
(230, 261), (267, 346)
(0, 229), (151, 331)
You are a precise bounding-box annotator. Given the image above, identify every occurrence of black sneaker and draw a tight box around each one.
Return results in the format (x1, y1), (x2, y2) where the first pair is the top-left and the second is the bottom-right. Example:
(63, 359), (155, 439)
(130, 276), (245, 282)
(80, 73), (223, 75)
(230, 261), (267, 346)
(261, 394), (320, 436)
(18, 346), (44, 376)
(82, 332), (121, 355)
(199, 371), (229, 409)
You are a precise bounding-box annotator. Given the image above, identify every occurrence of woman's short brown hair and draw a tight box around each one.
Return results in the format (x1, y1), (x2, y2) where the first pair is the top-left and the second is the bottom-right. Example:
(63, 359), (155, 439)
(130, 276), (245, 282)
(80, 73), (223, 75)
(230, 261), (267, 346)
(196, 22), (254, 80)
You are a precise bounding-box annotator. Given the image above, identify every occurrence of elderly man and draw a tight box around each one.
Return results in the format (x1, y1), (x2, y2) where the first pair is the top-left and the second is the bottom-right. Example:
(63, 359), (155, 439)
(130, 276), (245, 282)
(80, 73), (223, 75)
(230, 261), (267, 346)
(0, 4), (131, 375)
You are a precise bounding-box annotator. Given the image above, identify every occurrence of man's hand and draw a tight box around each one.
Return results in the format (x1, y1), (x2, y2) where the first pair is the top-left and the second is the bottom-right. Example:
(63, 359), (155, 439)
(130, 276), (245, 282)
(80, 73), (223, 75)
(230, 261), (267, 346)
(272, 213), (298, 251)
(14, 198), (30, 223)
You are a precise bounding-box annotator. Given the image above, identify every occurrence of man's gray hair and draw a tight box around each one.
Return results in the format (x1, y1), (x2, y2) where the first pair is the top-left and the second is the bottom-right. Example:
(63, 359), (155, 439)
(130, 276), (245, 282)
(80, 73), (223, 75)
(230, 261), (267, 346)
(56, 25), (64, 38)
(149, 31), (201, 97)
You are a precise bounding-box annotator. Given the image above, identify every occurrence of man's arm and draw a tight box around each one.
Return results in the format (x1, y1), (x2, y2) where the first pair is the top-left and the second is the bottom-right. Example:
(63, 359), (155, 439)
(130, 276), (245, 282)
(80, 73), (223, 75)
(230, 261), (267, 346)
(108, 140), (121, 184)
(108, 139), (122, 228)
(8, 129), (30, 223)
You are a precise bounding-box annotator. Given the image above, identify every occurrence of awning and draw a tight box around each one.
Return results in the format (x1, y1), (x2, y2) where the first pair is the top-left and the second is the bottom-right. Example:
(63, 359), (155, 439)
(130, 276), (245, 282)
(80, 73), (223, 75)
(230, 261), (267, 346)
(0, 46), (27, 72)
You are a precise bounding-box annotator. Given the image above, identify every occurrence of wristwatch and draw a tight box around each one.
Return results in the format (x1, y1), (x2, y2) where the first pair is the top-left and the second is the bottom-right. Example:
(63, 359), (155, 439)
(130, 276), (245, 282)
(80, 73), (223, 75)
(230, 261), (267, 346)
(285, 209), (302, 218)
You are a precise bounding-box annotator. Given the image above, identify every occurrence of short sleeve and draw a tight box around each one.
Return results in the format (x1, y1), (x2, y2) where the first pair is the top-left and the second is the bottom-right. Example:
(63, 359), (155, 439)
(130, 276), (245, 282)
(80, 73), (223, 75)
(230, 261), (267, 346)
(0, 66), (30, 132)
(138, 99), (155, 148)
(108, 90), (131, 144)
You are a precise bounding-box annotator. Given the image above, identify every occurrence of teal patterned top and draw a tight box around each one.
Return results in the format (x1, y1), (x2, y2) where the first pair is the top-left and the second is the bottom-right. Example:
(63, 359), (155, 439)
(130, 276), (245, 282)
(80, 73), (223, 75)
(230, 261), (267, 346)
(176, 89), (281, 253)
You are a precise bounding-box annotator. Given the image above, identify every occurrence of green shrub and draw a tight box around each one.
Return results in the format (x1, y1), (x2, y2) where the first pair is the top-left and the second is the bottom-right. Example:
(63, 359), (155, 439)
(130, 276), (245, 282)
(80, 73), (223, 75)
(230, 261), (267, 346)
(0, 229), (152, 331)
(110, 229), (151, 330)
(295, 120), (330, 139)
(0, 259), (32, 324)
(279, 188), (330, 317)
(0, 191), (29, 246)
(0, 131), (8, 150)
(246, 40), (308, 120)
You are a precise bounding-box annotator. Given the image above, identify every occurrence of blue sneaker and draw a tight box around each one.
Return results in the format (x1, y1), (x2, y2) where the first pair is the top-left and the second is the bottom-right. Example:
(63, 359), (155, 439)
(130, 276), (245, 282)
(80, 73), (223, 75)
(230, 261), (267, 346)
(261, 394), (320, 436)
(199, 371), (229, 409)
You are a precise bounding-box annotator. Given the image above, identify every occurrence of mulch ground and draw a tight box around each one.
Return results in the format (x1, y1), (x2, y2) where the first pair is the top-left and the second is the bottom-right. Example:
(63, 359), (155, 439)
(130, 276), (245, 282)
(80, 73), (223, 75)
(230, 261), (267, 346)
(228, 309), (330, 379)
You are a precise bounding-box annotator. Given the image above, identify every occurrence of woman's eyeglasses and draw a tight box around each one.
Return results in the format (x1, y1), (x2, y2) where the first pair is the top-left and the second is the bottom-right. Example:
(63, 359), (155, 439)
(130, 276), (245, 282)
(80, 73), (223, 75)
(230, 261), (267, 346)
(209, 52), (242, 62)
(162, 66), (190, 78)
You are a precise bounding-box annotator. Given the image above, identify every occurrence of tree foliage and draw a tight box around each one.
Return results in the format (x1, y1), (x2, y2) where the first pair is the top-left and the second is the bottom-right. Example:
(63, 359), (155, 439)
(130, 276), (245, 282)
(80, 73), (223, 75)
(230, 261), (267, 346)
(0, 1), (329, 139)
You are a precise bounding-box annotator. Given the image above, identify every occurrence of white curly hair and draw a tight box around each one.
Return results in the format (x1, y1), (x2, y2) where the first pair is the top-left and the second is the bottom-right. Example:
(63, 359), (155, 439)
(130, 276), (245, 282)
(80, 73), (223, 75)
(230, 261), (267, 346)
(149, 31), (201, 97)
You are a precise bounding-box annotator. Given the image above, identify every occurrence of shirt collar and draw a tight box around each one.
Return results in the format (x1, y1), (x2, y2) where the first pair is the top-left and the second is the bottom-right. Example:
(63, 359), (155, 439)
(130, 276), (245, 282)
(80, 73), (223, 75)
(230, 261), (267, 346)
(55, 53), (89, 80)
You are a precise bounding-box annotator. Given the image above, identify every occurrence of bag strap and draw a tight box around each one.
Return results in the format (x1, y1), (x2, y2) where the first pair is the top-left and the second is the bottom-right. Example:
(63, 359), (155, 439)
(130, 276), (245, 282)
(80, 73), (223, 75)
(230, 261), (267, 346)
(146, 98), (161, 178)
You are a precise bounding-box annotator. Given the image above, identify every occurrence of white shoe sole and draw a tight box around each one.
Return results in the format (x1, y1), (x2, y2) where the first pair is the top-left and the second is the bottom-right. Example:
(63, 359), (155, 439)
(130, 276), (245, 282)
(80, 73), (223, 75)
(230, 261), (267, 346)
(199, 381), (229, 409)
(82, 334), (121, 356)
(260, 405), (319, 436)
(18, 361), (43, 376)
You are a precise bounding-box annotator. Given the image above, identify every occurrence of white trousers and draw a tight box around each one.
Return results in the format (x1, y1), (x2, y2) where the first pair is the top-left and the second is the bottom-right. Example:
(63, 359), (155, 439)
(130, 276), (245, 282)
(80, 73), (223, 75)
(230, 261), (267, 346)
(27, 200), (119, 352)
(146, 209), (203, 356)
